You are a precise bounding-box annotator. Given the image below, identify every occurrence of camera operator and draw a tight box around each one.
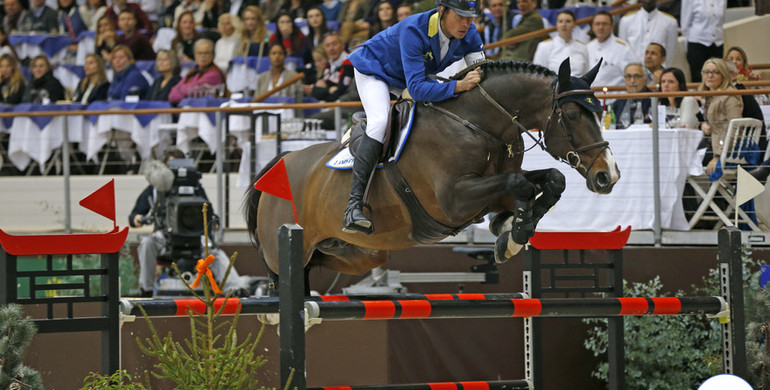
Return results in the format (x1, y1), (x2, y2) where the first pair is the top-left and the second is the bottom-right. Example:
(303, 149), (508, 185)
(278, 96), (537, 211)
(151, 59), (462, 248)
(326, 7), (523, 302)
(129, 148), (246, 297)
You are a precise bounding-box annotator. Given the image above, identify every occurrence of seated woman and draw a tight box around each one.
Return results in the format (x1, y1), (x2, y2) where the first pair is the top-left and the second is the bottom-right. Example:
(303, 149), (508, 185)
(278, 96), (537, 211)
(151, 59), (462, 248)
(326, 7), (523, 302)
(256, 43), (302, 101)
(533, 10), (588, 76)
(0, 53), (25, 104)
(725, 46), (759, 82)
(214, 13), (242, 71)
(73, 53), (110, 103)
(95, 15), (117, 62)
(172, 11), (200, 61)
(168, 39), (225, 105)
(106, 44), (150, 100)
(21, 55), (65, 103)
(239, 6), (268, 57)
(724, 46), (767, 152)
(367, 0), (396, 38)
(145, 49), (182, 101)
(699, 58), (743, 175)
(658, 67), (699, 129)
(268, 12), (306, 57)
(302, 6), (329, 64)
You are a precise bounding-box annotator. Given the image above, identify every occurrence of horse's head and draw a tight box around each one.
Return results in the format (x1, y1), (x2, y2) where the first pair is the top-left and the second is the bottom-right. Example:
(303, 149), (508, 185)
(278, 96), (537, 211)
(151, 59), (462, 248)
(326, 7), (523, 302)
(543, 58), (620, 194)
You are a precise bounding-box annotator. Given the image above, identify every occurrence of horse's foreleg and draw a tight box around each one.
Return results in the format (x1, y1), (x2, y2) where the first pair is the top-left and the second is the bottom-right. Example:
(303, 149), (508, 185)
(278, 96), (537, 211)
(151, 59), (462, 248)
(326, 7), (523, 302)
(524, 168), (566, 228)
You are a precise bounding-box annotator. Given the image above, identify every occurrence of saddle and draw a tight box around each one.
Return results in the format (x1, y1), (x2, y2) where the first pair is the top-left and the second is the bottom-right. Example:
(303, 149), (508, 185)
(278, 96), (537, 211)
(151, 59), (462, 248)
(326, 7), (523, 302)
(344, 99), (414, 161)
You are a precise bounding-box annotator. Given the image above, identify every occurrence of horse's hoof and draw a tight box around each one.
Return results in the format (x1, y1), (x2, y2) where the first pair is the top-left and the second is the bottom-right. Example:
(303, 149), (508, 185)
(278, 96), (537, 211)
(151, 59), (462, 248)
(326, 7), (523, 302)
(489, 211), (514, 237)
(494, 231), (523, 264)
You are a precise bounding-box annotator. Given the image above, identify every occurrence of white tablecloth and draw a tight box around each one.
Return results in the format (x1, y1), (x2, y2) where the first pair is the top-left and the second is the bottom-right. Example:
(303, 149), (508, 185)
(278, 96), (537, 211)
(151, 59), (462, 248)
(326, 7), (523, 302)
(521, 126), (704, 231)
(82, 107), (173, 162)
(8, 115), (85, 170)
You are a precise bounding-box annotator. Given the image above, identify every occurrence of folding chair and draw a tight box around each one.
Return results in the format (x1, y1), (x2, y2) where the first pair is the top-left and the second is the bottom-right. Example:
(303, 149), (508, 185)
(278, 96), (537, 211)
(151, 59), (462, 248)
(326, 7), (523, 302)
(687, 118), (764, 230)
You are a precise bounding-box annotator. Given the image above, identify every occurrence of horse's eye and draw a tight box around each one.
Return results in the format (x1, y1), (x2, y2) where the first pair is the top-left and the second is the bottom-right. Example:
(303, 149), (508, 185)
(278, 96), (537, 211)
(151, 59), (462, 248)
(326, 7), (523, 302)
(566, 111), (579, 121)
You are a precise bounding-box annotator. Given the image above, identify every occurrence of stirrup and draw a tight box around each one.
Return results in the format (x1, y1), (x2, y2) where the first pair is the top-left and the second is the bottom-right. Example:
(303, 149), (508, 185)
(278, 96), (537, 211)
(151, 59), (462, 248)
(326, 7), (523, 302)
(342, 203), (374, 234)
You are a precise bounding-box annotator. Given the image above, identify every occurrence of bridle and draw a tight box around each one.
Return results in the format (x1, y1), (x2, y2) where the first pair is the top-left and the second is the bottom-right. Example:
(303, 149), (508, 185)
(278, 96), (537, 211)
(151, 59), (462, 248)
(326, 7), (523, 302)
(425, 72), (609, 172)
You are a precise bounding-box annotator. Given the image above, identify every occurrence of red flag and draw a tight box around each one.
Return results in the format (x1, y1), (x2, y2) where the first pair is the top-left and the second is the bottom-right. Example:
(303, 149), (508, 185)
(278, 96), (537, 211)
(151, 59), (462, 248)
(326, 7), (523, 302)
(79, 179), (116, 228)
(255, 158), (299, 223)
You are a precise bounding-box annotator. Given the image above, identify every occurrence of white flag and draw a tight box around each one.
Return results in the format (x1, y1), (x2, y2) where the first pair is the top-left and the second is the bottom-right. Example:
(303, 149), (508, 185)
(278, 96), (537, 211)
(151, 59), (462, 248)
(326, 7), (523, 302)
(736, 165), (766, 206)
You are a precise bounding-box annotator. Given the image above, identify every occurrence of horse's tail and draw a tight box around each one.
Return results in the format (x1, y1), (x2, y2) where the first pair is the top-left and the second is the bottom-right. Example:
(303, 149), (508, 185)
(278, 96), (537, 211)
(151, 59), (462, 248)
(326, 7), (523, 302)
(243, 152), (292, 247)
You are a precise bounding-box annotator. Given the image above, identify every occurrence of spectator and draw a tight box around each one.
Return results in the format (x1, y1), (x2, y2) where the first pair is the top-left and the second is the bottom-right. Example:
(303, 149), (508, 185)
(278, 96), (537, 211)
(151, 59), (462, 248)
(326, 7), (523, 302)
(724, 46), (759, 82)
(95, 14), (117, 62)
(171, 11), (199, 60)
(724, 47), (766, 152)
(478, 0), (510, 57)
(611, 63), (652, 129)
(396, 2), (412, 21)
(169, 39), (225, 104)
(587, 11), (635, 88)
(107, 44), (150, 99)
(73, 53), (110, 103)
(116, 9), (155, 60)
(145, 49), (182, 100)
(21, 55), (66, 103)
(28, 0), (58, 34)
(498, 0), (543, 61)
(302, 44), (326, 85)
(173, 0), (205, 27)
(3, 0), (31, 33)
(214, 13), (241, 70)
(337, 0), (371, 43)
(80, 0), (107, 31)
(302, 32), (352, 101)
(533, 10), (587, 76)
(256, 43), (301, 101)
(59, 0), (88, 37)
(699, 58), (743, 175)
(644, 42), (666, 84)
(681, 0), (725, 83)
(659, 67), (699, 128)
(268, 12), (306, 56)
(0, 27), (18, 60)
(303, 6), (329, 63)
(0, 53), (25, 104)
(321, 0), (342, 21)
(105, 0), (154, 36)
(618, 0), (677, 67)
(367, 0), (396, 37)
(278, 0), (308, 20)
(238, 5), (267, 56)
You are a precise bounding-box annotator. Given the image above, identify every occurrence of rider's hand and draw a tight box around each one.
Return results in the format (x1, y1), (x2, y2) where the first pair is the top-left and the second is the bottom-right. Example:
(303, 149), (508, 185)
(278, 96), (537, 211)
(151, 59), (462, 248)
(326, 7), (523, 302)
(455, 68), (481, 93)
(133, 214), (144, 227)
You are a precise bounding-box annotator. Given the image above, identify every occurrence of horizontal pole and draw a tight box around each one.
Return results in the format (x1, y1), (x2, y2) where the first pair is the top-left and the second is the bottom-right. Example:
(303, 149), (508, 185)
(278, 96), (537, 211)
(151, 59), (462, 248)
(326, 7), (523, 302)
(308, 380), (531, 390)
(597, 88), (770, 100)
(305, 297), (727, 321)
(120, 293), (527, 317)
(593, 79), (770, 92)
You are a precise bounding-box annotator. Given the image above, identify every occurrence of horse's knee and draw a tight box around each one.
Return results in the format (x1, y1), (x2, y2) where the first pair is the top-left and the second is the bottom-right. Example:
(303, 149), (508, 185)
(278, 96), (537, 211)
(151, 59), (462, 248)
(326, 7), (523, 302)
(545, 169), (566, 194)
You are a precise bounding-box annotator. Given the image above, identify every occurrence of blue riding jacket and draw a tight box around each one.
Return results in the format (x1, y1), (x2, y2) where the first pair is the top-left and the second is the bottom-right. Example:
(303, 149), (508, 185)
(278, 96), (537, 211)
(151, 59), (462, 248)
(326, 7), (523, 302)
(348, 9), (484, 102)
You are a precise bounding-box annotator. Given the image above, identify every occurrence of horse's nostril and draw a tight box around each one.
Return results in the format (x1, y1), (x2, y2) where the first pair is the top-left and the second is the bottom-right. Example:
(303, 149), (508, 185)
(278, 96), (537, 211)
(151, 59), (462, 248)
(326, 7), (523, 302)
(596, 171), (611, 188)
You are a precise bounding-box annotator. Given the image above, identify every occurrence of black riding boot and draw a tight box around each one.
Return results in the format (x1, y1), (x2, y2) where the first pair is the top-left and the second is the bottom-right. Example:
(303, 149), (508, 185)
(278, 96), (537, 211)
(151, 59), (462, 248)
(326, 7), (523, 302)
(343, 135), (383, 234)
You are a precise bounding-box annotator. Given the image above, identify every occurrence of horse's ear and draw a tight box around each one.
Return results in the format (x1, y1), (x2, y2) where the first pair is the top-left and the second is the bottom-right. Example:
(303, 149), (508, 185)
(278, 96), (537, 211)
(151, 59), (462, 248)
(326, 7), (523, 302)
(557, 58), (571, 89)
(582, 58), (603, 85)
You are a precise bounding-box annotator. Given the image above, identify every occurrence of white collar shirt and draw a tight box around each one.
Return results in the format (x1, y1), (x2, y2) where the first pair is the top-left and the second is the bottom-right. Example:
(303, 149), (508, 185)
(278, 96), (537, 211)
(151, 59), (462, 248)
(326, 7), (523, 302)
(587, 35), (636, 88)
(532, 35), (588, 76)
(680, 0), (725, 47)
(618, 8), (679, 68)
(439, 23), (451, 62)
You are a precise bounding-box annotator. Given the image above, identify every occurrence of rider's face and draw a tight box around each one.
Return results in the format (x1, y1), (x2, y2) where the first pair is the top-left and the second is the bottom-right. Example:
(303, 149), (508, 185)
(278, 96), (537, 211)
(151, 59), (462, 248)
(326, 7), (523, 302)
(440, 7), (472, 39)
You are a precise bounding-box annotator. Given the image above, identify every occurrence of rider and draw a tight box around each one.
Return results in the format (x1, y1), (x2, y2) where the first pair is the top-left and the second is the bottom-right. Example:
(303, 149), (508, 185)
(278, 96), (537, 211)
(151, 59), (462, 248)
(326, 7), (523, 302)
(343, 0), (486, 234)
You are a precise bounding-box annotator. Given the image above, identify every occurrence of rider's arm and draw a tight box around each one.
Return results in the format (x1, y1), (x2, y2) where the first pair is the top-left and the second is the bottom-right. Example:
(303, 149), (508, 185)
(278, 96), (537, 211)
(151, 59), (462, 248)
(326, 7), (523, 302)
(400, 24), (458, 102)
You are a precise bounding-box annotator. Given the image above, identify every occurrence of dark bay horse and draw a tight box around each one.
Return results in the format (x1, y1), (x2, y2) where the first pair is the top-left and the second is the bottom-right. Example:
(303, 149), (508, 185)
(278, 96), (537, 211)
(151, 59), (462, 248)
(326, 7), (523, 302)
(245, 59), (620, 277)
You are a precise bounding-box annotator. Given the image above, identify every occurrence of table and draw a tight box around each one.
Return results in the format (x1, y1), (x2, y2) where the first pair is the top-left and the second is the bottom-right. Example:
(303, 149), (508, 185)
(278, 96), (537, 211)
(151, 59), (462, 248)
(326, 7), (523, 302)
(82, 101), (173, 162)
(6, 103), (87, 171)
(9, 34), (74, 63)
(225, 56), (302, 93)
(521, 126), (704, 231)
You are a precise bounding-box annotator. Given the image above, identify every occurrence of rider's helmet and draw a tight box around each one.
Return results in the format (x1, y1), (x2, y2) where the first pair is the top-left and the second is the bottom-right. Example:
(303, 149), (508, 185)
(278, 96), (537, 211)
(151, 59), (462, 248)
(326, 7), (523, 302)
(435, 0), (482, 18)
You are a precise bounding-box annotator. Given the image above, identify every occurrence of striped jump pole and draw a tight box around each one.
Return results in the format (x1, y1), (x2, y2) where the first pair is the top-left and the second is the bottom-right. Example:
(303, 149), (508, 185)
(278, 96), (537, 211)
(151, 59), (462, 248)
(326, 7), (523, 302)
(308, 379), (531, 390)
(119, 293), (528, 318)
(304, 296), (728, 321)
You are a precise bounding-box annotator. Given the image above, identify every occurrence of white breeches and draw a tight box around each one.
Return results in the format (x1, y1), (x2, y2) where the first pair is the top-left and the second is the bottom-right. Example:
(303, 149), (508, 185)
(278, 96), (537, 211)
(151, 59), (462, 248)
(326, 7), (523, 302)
(354, 69), (395, 143)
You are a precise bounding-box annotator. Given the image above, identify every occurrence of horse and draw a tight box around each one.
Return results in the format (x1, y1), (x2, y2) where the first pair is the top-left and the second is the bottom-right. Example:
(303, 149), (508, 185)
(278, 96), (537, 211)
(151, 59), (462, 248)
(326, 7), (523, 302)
(244, 58), (620, 279)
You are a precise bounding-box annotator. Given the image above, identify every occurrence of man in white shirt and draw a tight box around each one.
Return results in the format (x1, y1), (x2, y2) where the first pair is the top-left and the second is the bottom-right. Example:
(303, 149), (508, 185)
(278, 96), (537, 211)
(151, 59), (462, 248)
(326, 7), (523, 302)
(681, 0), (726, 82)
(586, 11), (635, 88)
(618, 0), (678, 68)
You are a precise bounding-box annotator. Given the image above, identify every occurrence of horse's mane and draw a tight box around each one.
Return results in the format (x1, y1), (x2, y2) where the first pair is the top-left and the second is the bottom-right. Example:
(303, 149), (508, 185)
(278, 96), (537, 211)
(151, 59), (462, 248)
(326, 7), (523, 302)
(451, 60), (557, 81)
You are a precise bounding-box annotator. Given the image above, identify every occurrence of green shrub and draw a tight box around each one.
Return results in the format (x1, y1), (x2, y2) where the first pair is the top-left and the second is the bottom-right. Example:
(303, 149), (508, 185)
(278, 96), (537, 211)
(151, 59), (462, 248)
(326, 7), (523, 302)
(0, 304), (43, 390)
